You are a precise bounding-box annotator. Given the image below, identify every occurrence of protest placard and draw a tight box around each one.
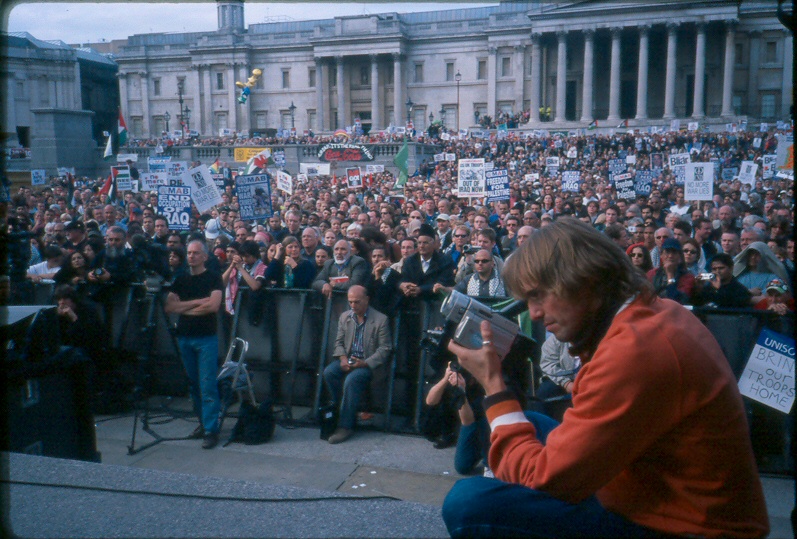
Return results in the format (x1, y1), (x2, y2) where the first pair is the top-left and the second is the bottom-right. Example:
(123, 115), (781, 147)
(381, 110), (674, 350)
(114, 166), (132, 191)
(457, 159), (486, 198)
(738, 161), (758, 186)
(141, 172), (168, 191)
(545, 156), (560, 170)
(762, 154), (777, 179)
(687, 122), (699, 132)
(650, 153), (663, 170)
(167, 161), (188, 185)
(235, 173), (273, 221)
(116, 153), (137, 163)
(524, 172), (540, 184)
(274, 170), (292, 195)
(485, 169), (510, 203)
(566, 147), (577, 159)
(365, 164), (384, 173)
(613, 173), (635, 200)
(181, 165), (223, 213)
(31, 169), (46, 186)
(446, 153), (457, 162)
(434, 153), (445, 162)
(299, 163), (330, 176)
(776, 133), (793, 171)
(634, 171), (654, 196)
(157, 186), (192, 231)
(148, 156), (171, 173)
(684, 162), (714, 201)
(561, 171), (581, 193)
(608, 158), (627, 177)
(721, 167), (738, 181)
(738, 328), (795, 414)
(346, 167), (363, 189)
(625, 154), (636, 165)
(759, 122), (769, 133)
(57, 167), (75, 177)
(752, 137), (762, 149)
(296, 173), (308, 184)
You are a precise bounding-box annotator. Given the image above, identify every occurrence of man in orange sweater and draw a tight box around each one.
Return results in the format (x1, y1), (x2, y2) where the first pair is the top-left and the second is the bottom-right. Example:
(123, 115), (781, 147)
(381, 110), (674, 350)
(443, 218), (768, 538)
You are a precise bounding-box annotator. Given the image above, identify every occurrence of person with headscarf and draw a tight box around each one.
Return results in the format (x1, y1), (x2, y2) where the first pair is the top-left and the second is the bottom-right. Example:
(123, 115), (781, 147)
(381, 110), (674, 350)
(733, 241), (789, 303)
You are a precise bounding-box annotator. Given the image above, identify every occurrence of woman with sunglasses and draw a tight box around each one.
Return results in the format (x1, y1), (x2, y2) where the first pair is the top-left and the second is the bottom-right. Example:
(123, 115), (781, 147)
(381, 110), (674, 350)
(625, 243), (653, 274)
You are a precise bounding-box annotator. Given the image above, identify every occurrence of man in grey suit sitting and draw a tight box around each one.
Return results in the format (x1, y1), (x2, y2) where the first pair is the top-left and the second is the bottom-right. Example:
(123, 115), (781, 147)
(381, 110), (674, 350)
(323, 285), (392, 444)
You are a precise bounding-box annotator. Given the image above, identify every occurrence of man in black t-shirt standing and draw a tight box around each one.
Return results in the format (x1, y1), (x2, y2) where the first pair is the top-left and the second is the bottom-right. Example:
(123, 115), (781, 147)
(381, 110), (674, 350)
(165, 239), (223, 449)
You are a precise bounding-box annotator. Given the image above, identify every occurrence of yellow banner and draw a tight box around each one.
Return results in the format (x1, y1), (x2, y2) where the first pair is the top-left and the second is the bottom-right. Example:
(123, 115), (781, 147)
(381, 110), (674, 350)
(234, 147), (268, 162)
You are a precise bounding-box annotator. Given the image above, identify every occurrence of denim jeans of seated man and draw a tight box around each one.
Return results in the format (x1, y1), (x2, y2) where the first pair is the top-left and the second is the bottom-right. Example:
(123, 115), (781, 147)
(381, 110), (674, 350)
(323, 361), (372, 430)
(443, 411), (671, 538)
(178, 335), (221, 435)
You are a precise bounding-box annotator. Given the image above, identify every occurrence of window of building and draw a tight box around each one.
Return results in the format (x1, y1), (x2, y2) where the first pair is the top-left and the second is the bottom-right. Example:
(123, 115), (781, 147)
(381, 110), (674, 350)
(38, 79), (49, 105)
(477, 59), (487, 80)
(153, 78), (161, 96)
(414, 62), (424, 83)
(764, 41), (777, 64)
(282, 69), (290, 89)
(387, 107), (394, 125)
(413, 108), (427, 130)
(16, 80), (24, 96)
(760, 93), (777, 118)
(215, 112), (228, 132)
(256, 76), (264, 89)
(732, 94), (744, 115)
(498, 102), (513, 114)
(308, 68), (316, 88)
(446, 62), (455, 82)
(154, 116), (165, 134)
(330, 68), (337, 88)
(308, 110), (317, 130)
(360, 66), (369, 86)
(281, 111), (292, 129)
(501, 56), (511, 77)
(255, 112), (267, 129)
(131, 117), (142, 136)
(216, 72), (224, 90)
(734, 43), (744, 65)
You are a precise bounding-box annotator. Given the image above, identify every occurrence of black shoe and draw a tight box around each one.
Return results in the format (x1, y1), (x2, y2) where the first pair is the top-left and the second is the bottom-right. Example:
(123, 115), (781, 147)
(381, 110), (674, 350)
(202, 432), (218, 449)
(433, 433), (457, 449)
(189, 425), (204, 439)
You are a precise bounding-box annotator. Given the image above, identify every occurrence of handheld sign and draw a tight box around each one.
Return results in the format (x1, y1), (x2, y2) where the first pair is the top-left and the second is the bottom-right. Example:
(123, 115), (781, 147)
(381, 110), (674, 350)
(31, 169), (47, 186)
(157, 186), (192, 231)
(485, 168), (510, 203)
(276, 170), (293, 195)
(181, 165), (223, 214)
(634, 171), (654, 196)
(684, 162), (714, 201)
(561, 171), (581, 193)
(114, 166), (132, 191)
(346, 167), (363, 189)
(613, 173), (636, 201)
(737, 161), (758, 186)
(235, 173), (273, 221)
(458, 159), (486, 198)
(738, 328), (795, 414)
(762, 154), (777, 179)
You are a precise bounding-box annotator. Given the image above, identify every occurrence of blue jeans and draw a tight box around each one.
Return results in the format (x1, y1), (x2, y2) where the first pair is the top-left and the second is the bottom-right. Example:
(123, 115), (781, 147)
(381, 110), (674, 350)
(323, 361), (372, 430)
(455, 412), (559, 476)
(178, 335), (221, 435)
(443, 412), (664, 538)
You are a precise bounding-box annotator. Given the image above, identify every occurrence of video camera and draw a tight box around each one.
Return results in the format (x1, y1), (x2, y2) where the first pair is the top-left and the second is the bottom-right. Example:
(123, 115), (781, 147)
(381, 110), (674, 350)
(423, 291), (535, 392)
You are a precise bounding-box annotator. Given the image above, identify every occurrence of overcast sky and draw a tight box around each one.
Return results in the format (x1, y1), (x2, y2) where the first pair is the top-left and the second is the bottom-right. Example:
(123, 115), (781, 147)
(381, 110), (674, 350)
(5, 2), (496, 45)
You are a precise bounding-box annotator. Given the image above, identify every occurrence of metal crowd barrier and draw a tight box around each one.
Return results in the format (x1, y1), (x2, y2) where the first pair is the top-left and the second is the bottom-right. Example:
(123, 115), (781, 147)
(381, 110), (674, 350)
(13, 282), (794, 472)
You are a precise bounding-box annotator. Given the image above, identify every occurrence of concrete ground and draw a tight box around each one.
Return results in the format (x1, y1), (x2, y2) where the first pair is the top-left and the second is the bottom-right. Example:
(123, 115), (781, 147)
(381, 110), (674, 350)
(4, 397), (794, 538)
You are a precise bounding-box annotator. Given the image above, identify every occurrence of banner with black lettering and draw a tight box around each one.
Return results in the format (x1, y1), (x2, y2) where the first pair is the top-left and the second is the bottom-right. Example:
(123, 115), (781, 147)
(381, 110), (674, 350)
(485, 169), (510, 203)
(157, 186), (192, 231)
(457, 159), (486, 198)
(738, 328), (794, 414)
(561, 171), (581, 193)
(634, 171), (654, 196)
(235, 173), (273, 221)
(684, 162), (714, 201)
(181, 165), (223, 213)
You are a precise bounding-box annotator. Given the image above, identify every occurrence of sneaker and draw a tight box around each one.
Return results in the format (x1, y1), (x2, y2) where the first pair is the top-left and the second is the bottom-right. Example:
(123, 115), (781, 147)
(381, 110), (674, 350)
(327, 428), (353, 444)
(189, 425), (204, 440)
(202, 432), (219, 449)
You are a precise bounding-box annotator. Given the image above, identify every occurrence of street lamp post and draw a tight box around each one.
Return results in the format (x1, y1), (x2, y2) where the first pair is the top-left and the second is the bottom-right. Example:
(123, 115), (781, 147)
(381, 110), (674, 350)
(177, 80), (185, 136)
(288, 101), (297, 128)
(455, 70), (461, 132)
(183, 107), (191, 133)
(440, 106), (446, 129)
(405, 97), (414, 127)
(429, 111), (434, 125)
(164, 111), (171, 133)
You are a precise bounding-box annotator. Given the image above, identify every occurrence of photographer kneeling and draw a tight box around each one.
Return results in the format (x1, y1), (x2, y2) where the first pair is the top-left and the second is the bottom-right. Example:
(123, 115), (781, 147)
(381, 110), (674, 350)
(442, 218), (768, 538)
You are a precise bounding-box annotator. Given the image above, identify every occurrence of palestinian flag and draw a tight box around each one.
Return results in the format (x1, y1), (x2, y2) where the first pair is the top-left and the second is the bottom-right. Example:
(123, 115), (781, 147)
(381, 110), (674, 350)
(98, 167), (119, 204)
(118, 110), (128, 147)
(587, 120), (598, 130)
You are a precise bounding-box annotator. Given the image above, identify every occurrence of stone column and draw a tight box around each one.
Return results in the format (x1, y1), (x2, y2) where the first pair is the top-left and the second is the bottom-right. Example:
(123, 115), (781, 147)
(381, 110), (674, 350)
(720, 21), (737, 117)
(747, 31), (761, 118)
(514, 44), (525, 112)
(554, 32), (567, 122)
(315, 58), (325, 131)
(580, 29), (594, 123)
(117, 73), (128, 129)
(487, 46), (497, 118)
(607, 27), (622, 122)
(202, 65), (212, 134)
(139, 72), (150, 137)
(370, 54), (381, 130)
(529, 33), (541, 123)
(73, 62), (82, 109)
(238, 64), (250, 133)
(663, 23), (678, 119)
(191, 65), (202, 134)
(393, 53), (402, 127)
(227, 63), (238, 131)
(336, 56), (345, 129)
(692, 23), (706, 119)
(782, 32), (793, 119)
(635, 25), (650, 120)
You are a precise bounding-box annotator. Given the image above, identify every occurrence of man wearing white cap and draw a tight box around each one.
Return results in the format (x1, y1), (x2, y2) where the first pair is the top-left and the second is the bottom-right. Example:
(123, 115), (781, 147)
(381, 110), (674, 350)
(436, 213), (453, 250)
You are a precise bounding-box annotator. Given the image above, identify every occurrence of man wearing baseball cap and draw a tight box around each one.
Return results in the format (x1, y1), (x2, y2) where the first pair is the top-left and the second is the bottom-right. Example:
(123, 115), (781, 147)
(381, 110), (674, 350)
(435, 214), (453, 250)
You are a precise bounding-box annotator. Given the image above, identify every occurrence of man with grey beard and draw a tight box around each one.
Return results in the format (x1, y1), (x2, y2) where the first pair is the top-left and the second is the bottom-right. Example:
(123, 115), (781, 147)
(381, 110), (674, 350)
(312, 239), (370, 298)
(89, 226), (135, 288)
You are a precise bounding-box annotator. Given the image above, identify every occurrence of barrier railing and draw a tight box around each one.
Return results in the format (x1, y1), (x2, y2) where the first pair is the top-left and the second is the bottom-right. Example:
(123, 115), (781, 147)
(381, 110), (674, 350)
(12, 282), (794, 472)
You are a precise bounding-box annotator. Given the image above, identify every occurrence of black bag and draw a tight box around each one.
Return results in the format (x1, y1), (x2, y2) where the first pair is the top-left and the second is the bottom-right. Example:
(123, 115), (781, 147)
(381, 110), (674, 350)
(317, 403), (338, 440)
(225, 399), (275, 446)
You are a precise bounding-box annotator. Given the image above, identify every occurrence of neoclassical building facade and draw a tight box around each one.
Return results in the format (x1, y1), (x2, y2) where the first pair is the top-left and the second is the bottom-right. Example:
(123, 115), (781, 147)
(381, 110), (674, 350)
(113, 0), (791, 138)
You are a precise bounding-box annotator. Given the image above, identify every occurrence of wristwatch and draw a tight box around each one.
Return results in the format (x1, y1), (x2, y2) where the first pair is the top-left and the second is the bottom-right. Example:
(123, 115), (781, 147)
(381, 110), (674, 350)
(667, 278), (676, 284)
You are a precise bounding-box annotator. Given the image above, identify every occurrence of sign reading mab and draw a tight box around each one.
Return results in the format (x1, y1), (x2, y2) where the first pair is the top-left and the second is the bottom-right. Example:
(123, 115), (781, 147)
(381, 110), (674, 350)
(235, 173), (273, 221)
(684, 162), (714, 201)
(561, 171), (581, 193)
(317, 143), (375, 162)
(234, 147), (271, 163)
(738, 328), (795, 414)
(157, 186), (192, 231)
(457, 158), (486, 198)
(346, 167), (363, 189)
(634, 171), (654, 196)
(485, 168), (510, 203)
(181, 165), (223, 213)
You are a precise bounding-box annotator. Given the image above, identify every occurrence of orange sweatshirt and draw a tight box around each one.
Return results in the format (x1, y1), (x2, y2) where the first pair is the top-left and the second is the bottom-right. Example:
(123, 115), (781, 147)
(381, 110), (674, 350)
(486, 297), (769, 538)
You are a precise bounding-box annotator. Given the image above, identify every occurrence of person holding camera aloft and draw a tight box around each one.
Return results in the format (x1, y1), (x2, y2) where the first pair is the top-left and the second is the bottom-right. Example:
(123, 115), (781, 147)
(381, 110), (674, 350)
(442, 218), (768, 538)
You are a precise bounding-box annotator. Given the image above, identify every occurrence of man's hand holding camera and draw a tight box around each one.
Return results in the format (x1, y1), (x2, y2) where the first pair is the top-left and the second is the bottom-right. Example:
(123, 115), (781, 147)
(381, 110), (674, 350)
(338, 355), (366, 372)
(87, 267), (111, 283)
(447, 320), (506, 396)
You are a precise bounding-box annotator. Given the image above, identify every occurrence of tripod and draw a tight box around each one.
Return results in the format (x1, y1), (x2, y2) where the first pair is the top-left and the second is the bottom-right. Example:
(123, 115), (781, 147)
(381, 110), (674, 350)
(127, 284), (189, 455)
